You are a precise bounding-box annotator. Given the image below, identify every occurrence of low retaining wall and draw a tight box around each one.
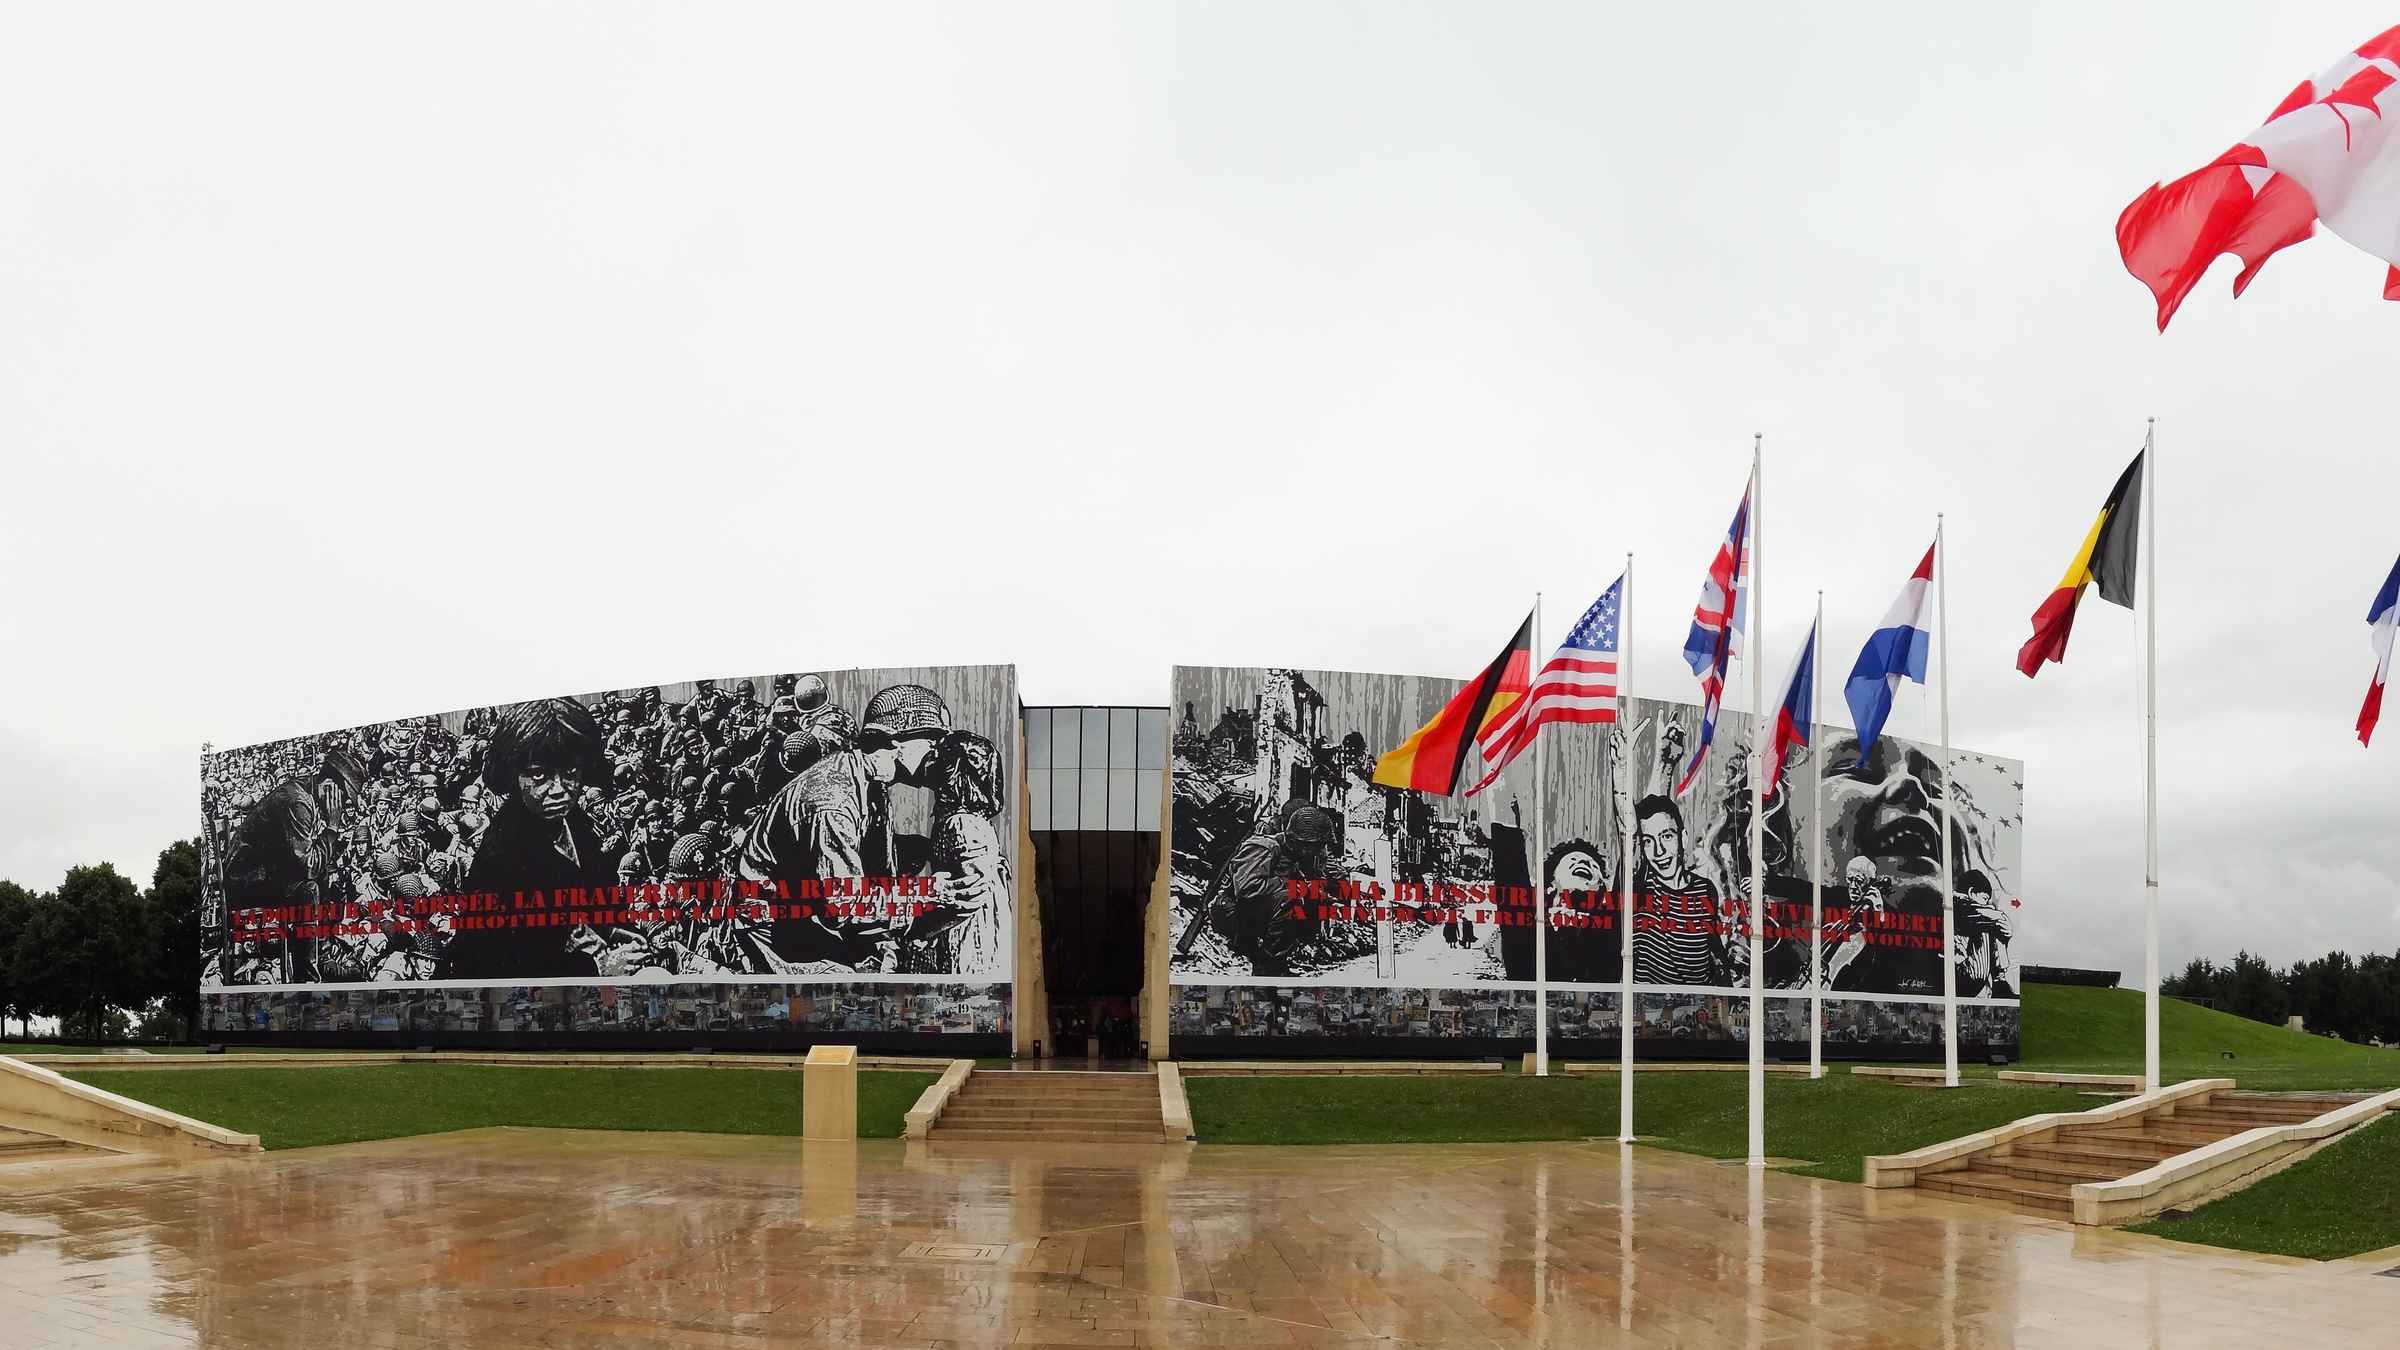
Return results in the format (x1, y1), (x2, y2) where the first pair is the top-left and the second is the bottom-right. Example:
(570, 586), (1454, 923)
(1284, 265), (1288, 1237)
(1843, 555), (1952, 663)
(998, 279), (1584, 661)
(1863, 1078), (2229, 1189)
(2071, 1089), (2400, 1225)
(1996, 1071), (2142, 1089)
(902, 1060), (974, 1140)
(37, 1051), (955, 1073)
(0, 1056), (260, 1156)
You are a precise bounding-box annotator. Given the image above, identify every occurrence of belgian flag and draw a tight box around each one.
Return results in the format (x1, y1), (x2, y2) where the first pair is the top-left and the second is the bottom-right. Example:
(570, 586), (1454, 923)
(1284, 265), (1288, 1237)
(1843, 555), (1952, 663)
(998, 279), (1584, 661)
(2017, 451), (2145, 677)
(1372, 612), (1535, 795)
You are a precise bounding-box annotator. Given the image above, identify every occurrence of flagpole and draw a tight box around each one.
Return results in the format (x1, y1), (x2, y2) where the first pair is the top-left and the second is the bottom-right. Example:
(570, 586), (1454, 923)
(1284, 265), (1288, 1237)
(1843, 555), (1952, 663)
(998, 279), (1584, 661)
(1618, 551), (1637, 1143)
(1534, 589), (1550, 1078)
(1810, 588), (1824, 1080)
(1748, 434), (1766, 1168)
(1938, 514), (1959, 1089)
(2143, 419), (2161, 1094)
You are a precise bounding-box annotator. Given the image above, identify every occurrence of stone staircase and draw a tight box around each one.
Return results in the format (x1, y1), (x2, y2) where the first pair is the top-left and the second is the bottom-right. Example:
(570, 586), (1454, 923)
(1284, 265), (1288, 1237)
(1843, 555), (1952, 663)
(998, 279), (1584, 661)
(928, 1071), (1165, 1143)
(1917, 1092), (2354, 1215)
(0, 1125), (112, 1168)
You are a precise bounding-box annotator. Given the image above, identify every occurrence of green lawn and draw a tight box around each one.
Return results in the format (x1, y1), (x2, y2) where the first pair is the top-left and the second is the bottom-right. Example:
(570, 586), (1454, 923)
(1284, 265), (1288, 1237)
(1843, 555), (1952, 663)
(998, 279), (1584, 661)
(67, 1064), (936, 1150)
(2130, 1114), (2400, 1260)
(1186, 1072), (2093, 1182)
(2016, 984), (2400, 1090)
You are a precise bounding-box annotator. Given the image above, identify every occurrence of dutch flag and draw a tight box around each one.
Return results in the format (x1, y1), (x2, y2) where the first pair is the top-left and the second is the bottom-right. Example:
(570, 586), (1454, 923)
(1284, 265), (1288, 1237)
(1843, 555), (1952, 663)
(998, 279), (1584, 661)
(2359, 555), (2400, 747)
(1844, 541), (1936, 767)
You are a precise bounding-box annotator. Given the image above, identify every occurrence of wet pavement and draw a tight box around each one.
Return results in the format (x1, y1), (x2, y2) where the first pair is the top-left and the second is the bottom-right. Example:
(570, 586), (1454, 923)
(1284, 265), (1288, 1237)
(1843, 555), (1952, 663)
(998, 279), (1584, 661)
(0, 1127), (2391, 1347)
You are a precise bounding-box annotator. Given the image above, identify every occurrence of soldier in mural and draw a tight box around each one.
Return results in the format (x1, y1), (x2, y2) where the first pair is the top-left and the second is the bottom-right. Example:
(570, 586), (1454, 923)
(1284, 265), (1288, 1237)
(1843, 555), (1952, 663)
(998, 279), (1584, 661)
(1175, 803), (1337, 976)
(202, 668), (1019, 995)
(737, 682), (952, 971)
(219, 747), (366, 983)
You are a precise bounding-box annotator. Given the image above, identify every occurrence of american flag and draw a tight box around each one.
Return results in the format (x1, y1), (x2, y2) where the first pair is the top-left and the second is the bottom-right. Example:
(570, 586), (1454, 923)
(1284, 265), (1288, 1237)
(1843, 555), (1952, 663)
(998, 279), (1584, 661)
(1674, 476), (1752, 797)
(1466, 575), (1624, 796)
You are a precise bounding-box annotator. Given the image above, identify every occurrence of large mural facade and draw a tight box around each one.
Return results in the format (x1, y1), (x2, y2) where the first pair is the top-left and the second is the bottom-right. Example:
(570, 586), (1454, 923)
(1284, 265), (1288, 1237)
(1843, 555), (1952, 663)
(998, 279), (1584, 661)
(198, 665), (1019, 1049)
(1165, 665), (2021, 1058)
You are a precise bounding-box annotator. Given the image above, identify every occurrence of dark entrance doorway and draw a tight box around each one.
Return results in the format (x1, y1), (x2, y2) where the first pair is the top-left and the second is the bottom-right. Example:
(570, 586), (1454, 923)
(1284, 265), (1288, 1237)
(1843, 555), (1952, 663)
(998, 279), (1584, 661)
(1025, 706), (1165, 1060)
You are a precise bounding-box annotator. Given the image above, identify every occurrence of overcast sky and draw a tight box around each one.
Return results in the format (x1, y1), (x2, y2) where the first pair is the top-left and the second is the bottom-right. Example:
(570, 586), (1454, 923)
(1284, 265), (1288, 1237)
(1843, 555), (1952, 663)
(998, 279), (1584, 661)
(4, 4), (2395, 986)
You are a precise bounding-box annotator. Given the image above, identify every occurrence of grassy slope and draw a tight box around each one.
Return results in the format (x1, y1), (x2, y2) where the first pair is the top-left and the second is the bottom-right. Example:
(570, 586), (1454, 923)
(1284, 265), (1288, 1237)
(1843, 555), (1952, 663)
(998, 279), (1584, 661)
(2018, 984), (2400, 1090)
(1186, 1073), (2092, 1182)
(67, 1065), (935, 1150)
(2130, 1114), (2400, 1260)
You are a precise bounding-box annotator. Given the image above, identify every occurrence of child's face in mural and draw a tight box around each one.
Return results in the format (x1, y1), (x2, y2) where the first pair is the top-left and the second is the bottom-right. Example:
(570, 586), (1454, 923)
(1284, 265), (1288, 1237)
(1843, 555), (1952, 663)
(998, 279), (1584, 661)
(1550, 847), (1605, 894)
(1823, 734), (1954, 909)
(516, 761), (579, 821)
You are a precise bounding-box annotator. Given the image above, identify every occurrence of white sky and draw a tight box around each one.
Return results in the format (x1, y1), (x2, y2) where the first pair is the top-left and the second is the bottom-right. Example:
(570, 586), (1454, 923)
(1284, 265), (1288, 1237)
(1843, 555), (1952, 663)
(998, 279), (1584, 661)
(5, 3), (2396, 986)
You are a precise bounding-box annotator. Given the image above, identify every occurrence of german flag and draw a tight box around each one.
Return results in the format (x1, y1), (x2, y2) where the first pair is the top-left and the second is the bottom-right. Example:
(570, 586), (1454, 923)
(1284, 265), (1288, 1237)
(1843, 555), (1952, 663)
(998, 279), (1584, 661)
(1372, 612), (1535, 795)
(2017, 451), (2145, 677)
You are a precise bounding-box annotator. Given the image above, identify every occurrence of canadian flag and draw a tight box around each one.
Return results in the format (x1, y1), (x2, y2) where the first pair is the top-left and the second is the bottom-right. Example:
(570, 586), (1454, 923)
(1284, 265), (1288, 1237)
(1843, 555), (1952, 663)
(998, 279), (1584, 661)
(2119, 25), (2400, 330)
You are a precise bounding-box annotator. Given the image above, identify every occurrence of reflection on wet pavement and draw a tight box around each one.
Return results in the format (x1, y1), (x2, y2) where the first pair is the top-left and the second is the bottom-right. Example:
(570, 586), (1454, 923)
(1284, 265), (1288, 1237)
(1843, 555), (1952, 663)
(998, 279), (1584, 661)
(0, 1127), (2391, 1346)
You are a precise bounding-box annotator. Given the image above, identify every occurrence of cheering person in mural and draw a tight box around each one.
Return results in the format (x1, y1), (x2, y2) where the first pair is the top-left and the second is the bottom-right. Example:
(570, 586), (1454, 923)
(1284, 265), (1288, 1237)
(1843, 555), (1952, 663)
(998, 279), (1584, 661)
(897, 730), (1008, 975)
(1818, 731), (1971, 996)
(444, 698), (623, 980)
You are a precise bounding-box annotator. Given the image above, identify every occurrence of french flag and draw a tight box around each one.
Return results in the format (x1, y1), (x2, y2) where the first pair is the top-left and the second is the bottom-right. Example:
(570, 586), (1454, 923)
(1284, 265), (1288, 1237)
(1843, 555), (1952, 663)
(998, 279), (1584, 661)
(1844, 541), (1936, 767)
(2359, 555), (2400, 747)
(1767, 618), (1817, 792)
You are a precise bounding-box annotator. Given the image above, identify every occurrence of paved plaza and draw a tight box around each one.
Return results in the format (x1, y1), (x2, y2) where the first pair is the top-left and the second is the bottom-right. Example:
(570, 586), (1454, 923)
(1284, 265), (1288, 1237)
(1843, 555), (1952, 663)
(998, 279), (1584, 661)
(0, 1129), (2394, 1347)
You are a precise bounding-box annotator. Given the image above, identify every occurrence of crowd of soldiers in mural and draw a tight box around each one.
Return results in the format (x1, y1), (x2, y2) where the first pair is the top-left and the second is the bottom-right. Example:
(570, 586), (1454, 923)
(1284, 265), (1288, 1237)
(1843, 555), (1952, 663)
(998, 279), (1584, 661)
(202, 675), (1011, 986)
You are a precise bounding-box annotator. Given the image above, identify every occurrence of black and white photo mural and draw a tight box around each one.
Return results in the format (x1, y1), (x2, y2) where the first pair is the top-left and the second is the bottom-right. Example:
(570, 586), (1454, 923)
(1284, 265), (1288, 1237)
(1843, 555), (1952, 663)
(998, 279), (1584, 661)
(1166, 665), (2022, 1059)
(197, 665), (1019, 1049)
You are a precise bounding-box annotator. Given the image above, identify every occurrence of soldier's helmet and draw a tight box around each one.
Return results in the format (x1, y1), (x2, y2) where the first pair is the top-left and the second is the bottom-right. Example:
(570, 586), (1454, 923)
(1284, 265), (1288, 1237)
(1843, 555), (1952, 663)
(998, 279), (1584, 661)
(861, 684), (951, 741)
(666, 833), (710, 874)
(792, 673), (829, 711)
(1282, 806), (1336, 847)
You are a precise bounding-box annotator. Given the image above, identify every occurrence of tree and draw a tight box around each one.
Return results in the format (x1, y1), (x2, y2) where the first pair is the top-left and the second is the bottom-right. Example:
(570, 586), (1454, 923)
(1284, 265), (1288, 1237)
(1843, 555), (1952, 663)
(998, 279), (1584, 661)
(0, 880), (34, 1038)
(11, 864), (155, 1045)
(146, 838), (203, 1040)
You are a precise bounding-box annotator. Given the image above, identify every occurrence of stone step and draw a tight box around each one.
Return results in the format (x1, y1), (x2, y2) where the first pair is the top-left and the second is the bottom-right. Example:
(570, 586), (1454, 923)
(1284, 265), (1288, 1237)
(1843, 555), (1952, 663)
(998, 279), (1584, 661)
(936, 1109), (1161, 1129)
(2168, 1111), (2304, 1133)
(2054, 1127), (2184, 1154)
(929, 1126), (1167, 1142)
(2012, 1141), (2170, 1172)
(1916, 1169), (2072, 1213)
(939, 1111), (1162, 1127)
(2066, 1124), (2231, 1150)
(1979, 1154), (2124, 1186)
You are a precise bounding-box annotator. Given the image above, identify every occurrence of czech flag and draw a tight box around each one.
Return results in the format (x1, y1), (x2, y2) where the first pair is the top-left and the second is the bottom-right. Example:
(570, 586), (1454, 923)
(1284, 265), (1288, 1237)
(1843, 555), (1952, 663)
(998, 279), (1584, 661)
(1767, 618), (1817, 794)
(2360, 556), (2400, 746)
(2017, 451), (2144, 678)
(1845, 540), (1935, 765)
(1372, 611), (1535, 795)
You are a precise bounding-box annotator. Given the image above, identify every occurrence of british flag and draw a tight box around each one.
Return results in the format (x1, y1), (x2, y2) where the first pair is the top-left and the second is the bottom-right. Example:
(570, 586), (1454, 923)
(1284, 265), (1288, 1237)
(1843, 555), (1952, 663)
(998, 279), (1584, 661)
(1673, 476), (1752, 797)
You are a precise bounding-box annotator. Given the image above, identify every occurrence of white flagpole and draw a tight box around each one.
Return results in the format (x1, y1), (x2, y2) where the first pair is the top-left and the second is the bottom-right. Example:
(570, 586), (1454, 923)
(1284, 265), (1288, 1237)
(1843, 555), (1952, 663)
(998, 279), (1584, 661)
(1938, 515), (1959, 1089)
(1618, 552), (1637, 1143)
(1810, 588), (1824, 1080)
(1534, 590), (1550, 1078)
(2143, 419), (2161, 1094)
(1748, 435), (1767, 1168)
